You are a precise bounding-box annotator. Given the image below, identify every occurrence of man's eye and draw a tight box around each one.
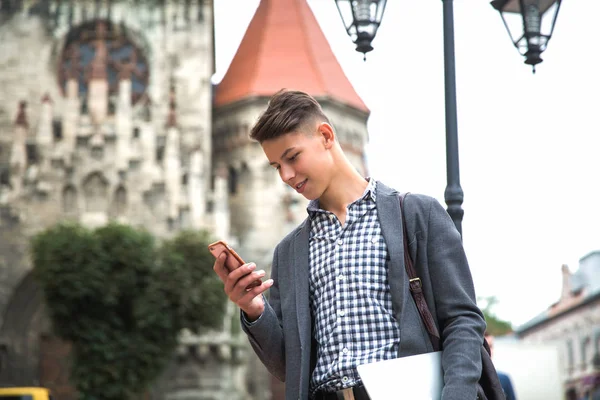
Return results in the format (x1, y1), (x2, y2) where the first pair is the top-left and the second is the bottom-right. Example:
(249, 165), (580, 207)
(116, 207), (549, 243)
(288, 153), (300, 162)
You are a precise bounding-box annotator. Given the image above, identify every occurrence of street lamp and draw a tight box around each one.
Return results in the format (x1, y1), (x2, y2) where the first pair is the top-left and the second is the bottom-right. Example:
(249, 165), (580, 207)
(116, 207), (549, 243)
(491, 0), (562, 73)
(334, 0), (387, 60)
(335, 0), (465, 236)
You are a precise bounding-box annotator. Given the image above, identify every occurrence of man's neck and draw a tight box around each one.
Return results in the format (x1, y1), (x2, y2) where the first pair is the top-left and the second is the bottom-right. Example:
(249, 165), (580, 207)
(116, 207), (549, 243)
(318, 166), (369, 218)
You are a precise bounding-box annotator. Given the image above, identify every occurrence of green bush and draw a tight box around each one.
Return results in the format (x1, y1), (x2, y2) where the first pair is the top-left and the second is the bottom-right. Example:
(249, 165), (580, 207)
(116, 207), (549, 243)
(31, 223), (226, 400)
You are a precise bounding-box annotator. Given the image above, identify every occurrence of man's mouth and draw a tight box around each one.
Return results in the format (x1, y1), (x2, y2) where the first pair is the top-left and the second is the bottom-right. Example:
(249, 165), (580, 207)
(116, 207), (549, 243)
(295, 180), (307, 192)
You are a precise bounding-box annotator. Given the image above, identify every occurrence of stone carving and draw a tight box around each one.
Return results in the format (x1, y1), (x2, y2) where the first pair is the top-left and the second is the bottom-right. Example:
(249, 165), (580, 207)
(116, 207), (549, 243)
(112, 185), (127, 216)
(166, 85), (177, 127)
(62, 185), (77, 213)
(37, 94), (54, 148)
(82, 172), (108, 213)
(14, 101), (28, 128)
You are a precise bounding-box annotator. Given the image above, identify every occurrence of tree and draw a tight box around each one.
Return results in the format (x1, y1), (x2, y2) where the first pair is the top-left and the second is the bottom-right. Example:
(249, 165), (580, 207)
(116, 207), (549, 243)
(31, 223), (226, 400)
(478, 296), (513, 336)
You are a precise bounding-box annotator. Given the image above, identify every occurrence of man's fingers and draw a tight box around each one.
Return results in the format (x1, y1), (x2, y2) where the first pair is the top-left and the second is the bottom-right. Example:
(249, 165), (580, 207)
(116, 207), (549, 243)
(213, 257), (272, 313)
(228, 262), (257, 281)
(237, 279), (274, 308)
(212, 253), (229, 281)
(222, 262), (257, 295)
(227, 267), (266, 301)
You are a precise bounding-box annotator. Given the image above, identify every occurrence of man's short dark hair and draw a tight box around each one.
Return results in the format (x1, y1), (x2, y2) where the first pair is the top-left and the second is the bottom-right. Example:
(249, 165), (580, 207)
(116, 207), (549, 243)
(250, 90), (330, 143)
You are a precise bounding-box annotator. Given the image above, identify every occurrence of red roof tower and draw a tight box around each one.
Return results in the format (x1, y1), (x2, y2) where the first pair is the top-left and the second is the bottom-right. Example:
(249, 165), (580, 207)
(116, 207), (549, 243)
(214, 0), (368, 113)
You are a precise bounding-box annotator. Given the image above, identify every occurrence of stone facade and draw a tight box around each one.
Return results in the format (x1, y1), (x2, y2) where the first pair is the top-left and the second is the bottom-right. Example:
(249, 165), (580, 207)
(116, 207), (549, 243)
(0, 2), (246, 399)
(517, 253), (600, 400)
(0, 1), (370, 399)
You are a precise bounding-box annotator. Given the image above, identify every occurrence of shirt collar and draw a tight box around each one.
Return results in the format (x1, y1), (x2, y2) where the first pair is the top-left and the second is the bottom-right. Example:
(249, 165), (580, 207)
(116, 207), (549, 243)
(307, 177), (376, 218)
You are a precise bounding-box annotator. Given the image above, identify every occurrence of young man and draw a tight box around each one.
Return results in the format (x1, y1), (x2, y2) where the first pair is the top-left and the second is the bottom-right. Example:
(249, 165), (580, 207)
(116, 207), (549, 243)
(213, 90), (486, 400)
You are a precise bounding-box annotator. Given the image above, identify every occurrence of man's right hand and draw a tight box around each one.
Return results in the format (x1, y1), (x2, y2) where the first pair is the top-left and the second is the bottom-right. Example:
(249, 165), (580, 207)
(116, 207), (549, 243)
(213, 252), (274, 321)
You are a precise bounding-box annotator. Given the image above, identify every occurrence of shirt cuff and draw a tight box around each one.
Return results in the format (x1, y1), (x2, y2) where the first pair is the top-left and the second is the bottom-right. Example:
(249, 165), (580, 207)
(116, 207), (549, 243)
(241, 295), (265, 326)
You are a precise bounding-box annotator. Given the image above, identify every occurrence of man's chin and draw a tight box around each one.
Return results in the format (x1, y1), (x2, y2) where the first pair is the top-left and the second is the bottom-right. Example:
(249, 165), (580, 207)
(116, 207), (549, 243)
(303, 193), (319, 201)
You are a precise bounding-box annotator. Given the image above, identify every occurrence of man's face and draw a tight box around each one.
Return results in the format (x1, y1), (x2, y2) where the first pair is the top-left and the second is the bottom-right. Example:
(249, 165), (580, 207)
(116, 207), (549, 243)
(262, 126), (333, 201)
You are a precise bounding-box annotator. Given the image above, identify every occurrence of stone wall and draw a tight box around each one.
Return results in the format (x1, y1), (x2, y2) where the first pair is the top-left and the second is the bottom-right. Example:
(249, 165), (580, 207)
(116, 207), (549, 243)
(0, 2), (241, 399)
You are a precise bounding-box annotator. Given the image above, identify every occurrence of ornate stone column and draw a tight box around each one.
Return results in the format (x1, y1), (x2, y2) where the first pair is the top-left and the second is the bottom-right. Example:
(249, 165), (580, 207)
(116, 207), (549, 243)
(113, 49), (145, 171)
(86, 21), (109, 125)
(164, 90), (181, 223)
(37, 94), (53, 148)
(9, 101), (29, 197)
(188, 147), (206, 229)
(212, 162), (230, 241)
(158, 338), (249, 400)
(61, 43), (81, 155)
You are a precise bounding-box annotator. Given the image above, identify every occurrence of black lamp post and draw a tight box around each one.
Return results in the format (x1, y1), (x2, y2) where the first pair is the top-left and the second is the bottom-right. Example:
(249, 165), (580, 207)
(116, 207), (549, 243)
(491, 0), (562, 73)
(335, 0), (465, 236)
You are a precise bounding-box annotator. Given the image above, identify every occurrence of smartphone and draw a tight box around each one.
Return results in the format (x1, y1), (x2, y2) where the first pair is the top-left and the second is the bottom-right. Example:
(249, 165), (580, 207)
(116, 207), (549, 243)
(208, 240), (261, 289)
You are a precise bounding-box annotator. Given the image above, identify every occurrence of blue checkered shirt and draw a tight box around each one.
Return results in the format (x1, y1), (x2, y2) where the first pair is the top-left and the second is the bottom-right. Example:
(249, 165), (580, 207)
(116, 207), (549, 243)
(307, 179), (401, 396)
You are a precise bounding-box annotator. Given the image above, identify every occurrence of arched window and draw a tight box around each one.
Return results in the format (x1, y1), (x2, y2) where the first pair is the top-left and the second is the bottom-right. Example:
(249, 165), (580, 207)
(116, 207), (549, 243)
(82, 172), (108, 212)
(228, 166), (238, 195)
(62, 185), (77, 213)
(566, 339), (574, 372)
(112, 185), (127, 216)
(58, 19), (149, 105)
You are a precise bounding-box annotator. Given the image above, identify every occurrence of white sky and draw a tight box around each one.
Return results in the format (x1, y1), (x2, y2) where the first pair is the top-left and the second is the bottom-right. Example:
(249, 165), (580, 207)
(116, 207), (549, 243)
(213, 0), (600, 327)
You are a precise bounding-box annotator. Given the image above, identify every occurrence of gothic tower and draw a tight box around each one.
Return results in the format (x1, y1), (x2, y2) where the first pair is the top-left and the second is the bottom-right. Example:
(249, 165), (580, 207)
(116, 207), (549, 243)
(0, 2), (245, 399)
(213, 0), (370, 397)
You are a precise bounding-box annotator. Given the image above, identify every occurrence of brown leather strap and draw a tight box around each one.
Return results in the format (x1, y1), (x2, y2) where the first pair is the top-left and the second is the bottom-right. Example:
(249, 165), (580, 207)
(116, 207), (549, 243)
(399, 193), (442, 351)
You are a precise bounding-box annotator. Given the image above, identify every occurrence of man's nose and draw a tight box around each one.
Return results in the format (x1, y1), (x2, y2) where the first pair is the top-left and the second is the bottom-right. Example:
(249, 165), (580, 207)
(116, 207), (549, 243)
(279, 165), (295, 183)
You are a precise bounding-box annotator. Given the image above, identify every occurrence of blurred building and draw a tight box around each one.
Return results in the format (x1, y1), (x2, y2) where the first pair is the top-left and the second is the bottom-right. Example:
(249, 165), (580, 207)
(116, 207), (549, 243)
(517, 251), (600, 400)
(0, 0), (368, 399)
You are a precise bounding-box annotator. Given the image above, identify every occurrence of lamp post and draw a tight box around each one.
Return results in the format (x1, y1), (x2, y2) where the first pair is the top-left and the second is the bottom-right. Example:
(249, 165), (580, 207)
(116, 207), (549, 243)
(490, 0), (562, 73)
(334, 0), (465, 235)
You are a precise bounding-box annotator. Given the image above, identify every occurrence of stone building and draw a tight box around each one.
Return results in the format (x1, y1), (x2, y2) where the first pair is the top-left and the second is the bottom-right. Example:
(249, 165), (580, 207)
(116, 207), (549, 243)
(0, 0), (369, 399)
(517, 251), (600, 400)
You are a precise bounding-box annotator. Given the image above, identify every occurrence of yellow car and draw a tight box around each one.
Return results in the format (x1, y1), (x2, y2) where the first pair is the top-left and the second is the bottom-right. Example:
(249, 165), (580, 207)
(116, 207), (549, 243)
(0, 387), (54, 400)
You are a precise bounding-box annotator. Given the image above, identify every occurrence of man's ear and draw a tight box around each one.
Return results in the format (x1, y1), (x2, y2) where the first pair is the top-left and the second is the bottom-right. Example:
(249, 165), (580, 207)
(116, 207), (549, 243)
(318, 123), (335, 149)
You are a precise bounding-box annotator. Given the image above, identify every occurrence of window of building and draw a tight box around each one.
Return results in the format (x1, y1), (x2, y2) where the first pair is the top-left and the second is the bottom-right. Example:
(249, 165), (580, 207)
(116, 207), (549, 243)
(228, 166), (238, 195)
(567, 340), (574, 371)
(58, 19), (149, 105)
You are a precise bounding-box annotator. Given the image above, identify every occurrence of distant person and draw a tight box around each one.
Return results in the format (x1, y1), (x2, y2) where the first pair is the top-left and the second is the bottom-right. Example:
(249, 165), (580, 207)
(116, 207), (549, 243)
(485, 332), (517, 400)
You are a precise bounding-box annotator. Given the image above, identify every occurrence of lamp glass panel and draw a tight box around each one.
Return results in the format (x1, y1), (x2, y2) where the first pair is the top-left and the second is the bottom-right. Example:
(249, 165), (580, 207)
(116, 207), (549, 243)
(501, 0), (557, 14)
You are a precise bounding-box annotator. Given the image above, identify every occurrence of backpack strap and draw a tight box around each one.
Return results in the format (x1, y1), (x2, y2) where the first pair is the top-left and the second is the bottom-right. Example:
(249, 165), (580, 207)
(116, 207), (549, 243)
(399, 193), (442, 351)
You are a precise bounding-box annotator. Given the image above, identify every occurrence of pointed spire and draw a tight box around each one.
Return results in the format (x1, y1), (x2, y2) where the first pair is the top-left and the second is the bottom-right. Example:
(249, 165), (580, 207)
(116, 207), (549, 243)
(215, 0), (368, 112)
(166, 84), (177, 127)
(41, 93), (53, 104)
(15, 101), (28, 128)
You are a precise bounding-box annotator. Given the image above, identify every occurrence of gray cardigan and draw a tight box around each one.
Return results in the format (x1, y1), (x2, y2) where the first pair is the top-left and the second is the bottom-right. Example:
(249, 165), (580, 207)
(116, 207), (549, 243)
(242, 181), (486, 400)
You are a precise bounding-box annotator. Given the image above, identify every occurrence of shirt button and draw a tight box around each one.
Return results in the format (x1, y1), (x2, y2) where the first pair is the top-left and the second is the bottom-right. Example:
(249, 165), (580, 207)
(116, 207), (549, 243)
(338, 275), (344, 281)
(342, 376), (349, 383)
(329, 214), (335, 220)
(338, 310), (345, 317)
(371, 237), (377, 244)
(342, 347), (349, 354)
(337, 239), (343, 245)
